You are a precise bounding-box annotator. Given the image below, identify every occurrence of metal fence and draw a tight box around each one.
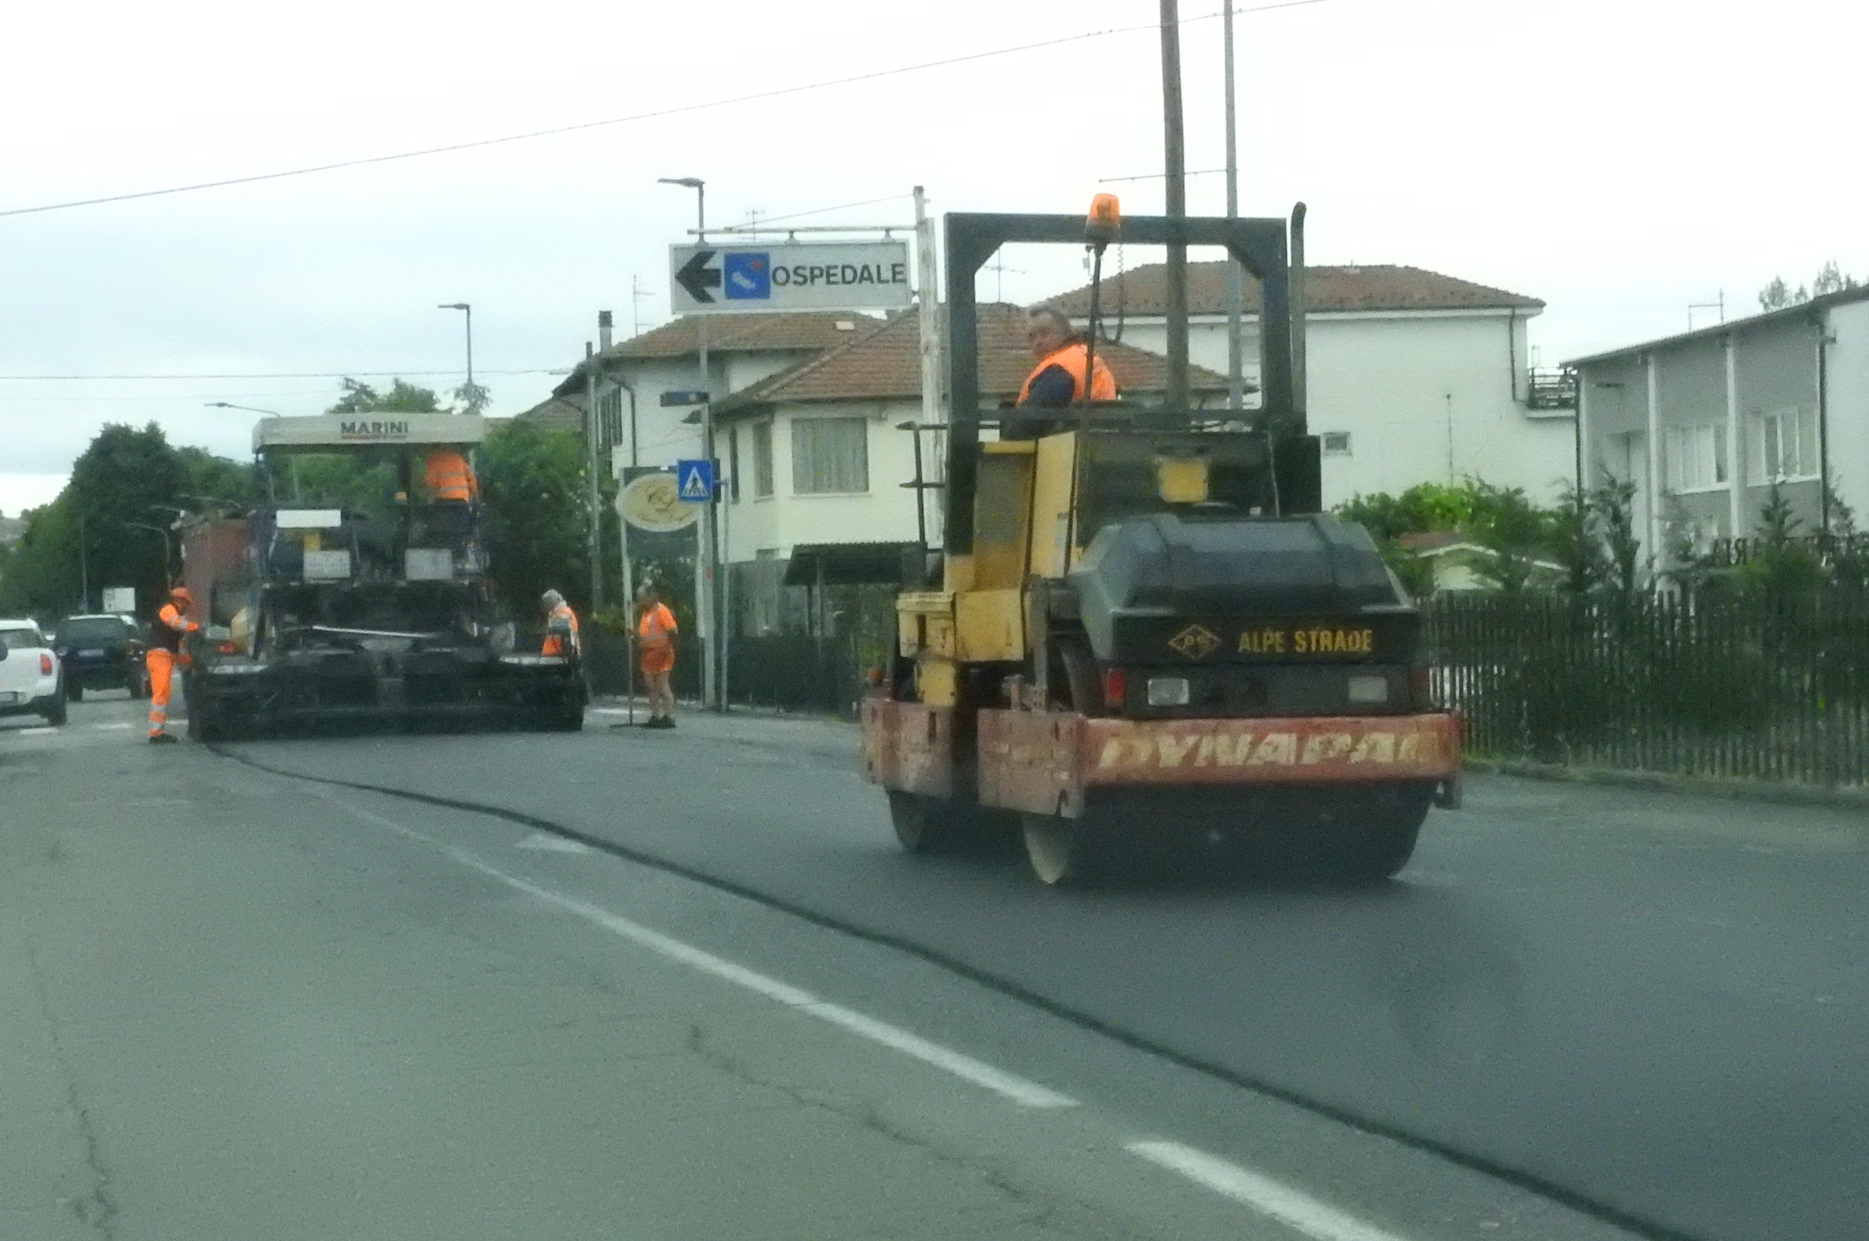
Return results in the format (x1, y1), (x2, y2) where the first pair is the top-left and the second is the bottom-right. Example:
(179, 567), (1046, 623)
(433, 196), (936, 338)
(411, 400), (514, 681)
(582, 626), (880, 718)
(1426, 590), (1869, 787)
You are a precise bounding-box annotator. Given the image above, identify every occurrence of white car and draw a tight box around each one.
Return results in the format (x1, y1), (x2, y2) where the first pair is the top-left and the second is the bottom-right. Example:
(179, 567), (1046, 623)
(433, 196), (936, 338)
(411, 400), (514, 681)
(0, 619), (67, 726)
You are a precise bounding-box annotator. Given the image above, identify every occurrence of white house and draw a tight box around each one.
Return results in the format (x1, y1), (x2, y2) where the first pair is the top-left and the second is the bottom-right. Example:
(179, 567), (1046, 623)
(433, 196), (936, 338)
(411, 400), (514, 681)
(1051, 263), (1575, 507)
(1570, 285), (1869, 574)
(710, 304), (1225, 633)
(519, 311), (879, 470)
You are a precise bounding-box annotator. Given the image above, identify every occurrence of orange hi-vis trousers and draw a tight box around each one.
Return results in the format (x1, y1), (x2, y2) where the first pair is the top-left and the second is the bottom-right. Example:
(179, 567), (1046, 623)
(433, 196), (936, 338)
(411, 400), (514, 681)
(146, 649), (176, 737)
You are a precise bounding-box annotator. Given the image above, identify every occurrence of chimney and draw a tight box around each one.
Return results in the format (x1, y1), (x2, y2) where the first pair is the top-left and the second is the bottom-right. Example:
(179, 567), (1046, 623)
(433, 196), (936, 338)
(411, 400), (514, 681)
(598, 310), (613, 352)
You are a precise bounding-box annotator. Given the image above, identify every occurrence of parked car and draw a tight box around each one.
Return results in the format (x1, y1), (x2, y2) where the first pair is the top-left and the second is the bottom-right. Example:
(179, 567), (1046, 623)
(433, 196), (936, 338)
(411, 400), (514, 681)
(0, 619), (67, 726)
(54, 613), (148, 700)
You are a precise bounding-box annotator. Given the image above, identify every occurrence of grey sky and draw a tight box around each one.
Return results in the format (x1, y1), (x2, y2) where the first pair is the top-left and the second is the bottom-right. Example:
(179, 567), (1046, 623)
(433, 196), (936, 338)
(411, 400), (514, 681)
(2, 0), (1859, 513)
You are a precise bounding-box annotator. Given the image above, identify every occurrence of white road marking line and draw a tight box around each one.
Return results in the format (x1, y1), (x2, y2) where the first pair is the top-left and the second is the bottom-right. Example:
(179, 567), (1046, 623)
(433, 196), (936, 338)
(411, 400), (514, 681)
(328, 793), (1078, 1110)
(514, 831), (596, 854)
(1127, 1141), (1409, 1241)
(93, 722), (135, 731)
(797, 1000), (1077, 1109)
(590, 707), (633, 716)
(17, 726), (57, 736)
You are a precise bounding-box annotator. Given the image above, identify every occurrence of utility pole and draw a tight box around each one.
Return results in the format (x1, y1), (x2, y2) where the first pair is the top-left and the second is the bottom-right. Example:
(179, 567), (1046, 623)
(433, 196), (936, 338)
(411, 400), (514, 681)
(660, 175), (721, 711)
(438, 303), (473, 407)
(77, 511), (89, 613)
(1160, 0), (1190, 410)
(585, 341), (604, 610)
(914, 185), (945, 548)
(1223, 0), (1246, 413)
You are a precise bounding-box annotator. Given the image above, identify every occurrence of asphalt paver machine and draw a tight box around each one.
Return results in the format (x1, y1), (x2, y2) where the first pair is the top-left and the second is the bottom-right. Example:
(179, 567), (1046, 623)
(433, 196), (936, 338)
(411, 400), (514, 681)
(184, 412), (584, 739)
(861, 201), (1460, 885)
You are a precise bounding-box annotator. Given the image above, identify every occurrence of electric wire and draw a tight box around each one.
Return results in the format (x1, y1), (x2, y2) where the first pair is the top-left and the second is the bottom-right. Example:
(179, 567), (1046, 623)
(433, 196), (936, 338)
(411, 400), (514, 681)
(0, 0), (1354, 220)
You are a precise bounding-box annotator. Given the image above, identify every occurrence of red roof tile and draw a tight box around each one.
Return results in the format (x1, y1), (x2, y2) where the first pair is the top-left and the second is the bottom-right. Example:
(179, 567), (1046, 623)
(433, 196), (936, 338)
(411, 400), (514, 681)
(1051, 263), (1542, 317)
(608, 312), (875, 359)
(718, 305), (1230, 410)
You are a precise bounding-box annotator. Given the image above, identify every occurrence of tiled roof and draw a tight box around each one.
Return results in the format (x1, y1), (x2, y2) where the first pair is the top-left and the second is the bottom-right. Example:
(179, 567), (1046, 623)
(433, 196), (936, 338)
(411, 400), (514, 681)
(514, 394), (585, 434)
(551, 312), (875, 398)
(717, 304), (1231, 412)
(605, 312), (874, 359)
(1051, 263), (1543, 317)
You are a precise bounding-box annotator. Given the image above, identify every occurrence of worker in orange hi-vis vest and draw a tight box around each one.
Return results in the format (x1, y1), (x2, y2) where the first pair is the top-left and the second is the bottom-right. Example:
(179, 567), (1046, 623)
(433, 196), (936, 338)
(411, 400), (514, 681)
(540, 589), (580, 658)
(423, 448), (478, 502)
(635, 582), (679, 729)
(146, 585), (200, 744)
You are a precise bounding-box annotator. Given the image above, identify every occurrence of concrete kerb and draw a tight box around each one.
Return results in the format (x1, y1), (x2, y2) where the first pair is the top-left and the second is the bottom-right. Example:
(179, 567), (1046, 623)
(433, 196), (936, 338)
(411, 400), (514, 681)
(1463, 755), (1869, 812)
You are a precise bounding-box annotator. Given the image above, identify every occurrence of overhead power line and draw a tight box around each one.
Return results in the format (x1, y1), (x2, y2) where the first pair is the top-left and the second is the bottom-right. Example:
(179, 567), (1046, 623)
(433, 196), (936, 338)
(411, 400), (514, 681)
(0, 0), (1351, 220)
(0, 368), (561, 381)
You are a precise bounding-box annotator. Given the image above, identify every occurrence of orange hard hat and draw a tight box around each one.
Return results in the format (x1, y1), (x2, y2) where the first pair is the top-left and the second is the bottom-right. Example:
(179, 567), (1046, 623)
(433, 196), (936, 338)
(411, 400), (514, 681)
(169, 585), (193, 603)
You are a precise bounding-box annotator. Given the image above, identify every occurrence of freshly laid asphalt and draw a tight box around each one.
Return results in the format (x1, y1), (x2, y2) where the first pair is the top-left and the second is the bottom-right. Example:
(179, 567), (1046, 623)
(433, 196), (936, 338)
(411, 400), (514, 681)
(4, 695), (1863, 1241)
(198, 701), (1869, 1241)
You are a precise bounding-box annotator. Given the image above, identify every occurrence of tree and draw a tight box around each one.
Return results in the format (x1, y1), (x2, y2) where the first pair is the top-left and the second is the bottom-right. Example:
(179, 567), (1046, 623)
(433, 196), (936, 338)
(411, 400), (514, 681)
(1466, 481), (1558, 593)
(1590, 474), (1643, 599)
(1736, 484), (1826, 596)
(1812, 260), (1860, 298)
(1336, 480), (1563, 596)
(1759, 261), (1858, 311)
(477, 419), (591, 613)
(176, 446), (262, 509)
(1551, 482), (1605, 596)
(329, 377), (445, 414)
(0, 424), (268, 619)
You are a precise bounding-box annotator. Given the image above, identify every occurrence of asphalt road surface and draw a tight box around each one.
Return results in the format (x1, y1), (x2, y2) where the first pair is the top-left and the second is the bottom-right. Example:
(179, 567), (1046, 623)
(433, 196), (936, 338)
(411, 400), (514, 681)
(4, 694), (1862, 1241)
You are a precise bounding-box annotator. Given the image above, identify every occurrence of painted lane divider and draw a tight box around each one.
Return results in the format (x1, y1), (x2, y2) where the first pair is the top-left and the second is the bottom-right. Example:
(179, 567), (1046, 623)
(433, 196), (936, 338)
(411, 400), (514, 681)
(329, 794), (1077, 1110)
(1127, 1141), (1411, 1241)
(310, 788), (1430, 1240)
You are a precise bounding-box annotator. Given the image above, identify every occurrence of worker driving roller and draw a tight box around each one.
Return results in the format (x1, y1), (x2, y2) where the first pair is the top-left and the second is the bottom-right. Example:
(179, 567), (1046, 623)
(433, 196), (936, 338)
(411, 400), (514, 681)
(1011, 303), (1117, 438)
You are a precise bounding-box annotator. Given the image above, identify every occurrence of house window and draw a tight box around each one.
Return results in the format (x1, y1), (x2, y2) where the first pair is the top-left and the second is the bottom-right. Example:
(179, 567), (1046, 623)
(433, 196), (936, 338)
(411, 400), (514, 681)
(1754, 406), (1819, 483)
(1664, 423), (1726, 493)
(751, 421), (774, 498)
(1321, 431), (1352, 456)
(792, 417), (868, 494)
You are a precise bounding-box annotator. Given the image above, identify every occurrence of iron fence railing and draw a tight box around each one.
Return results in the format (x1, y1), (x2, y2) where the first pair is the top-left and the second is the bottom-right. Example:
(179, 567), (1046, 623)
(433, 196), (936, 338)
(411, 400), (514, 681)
(1426, 590), (1869, 787)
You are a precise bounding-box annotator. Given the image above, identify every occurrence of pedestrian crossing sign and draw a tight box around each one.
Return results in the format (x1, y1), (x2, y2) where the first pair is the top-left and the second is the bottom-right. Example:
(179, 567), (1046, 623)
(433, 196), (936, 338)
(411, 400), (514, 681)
(676, 459), (714, 503)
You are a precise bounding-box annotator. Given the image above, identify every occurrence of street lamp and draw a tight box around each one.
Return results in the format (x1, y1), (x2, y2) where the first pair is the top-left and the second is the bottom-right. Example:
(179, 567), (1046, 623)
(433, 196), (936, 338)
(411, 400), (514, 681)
(656, 177), (705, 236)
(437, 302), (473, 390)
(209, 402), (293, 498)
(658, 175), (722, 711)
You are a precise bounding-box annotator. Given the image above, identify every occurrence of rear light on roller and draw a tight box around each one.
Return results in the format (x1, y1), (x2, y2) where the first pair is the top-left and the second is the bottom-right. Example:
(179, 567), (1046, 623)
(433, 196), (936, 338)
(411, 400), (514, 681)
(1101, 667), (1127, 709)
(217, 642), (241, 654)
(40, 653), (54, 676)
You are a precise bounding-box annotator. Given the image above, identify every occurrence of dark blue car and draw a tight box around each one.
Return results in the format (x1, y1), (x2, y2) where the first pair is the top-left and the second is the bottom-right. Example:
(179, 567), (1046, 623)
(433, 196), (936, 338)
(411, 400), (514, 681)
(54, 614), (148, 701)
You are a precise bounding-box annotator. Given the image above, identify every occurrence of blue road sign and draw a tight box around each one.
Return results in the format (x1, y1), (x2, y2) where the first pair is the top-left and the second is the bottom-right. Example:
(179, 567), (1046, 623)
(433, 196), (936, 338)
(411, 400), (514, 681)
(675, 458), (714, 502)
(723, 251), (772, 301)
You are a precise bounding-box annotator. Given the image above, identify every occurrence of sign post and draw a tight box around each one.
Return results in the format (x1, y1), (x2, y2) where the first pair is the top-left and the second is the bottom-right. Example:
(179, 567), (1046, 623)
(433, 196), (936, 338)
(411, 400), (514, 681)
(675, 458), (720, 711)
(616, 469), (699, 723)
(668, 237), (908, 712)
